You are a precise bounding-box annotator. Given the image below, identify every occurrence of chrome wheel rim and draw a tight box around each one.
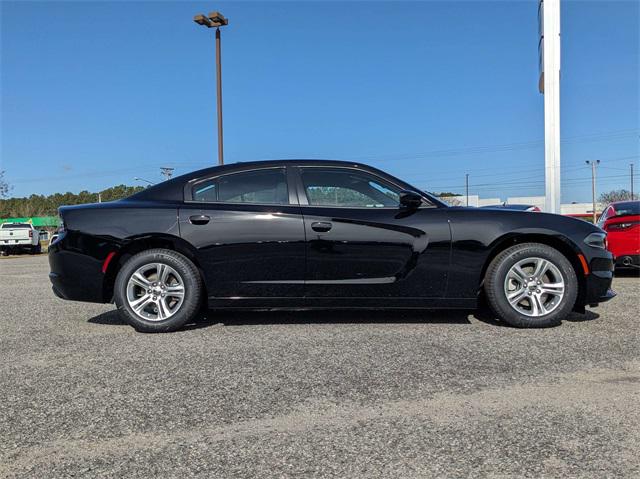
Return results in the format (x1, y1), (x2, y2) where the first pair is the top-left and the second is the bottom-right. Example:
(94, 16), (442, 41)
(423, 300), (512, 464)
(503, 257), (565, 317)
(126, 263), (185, 321)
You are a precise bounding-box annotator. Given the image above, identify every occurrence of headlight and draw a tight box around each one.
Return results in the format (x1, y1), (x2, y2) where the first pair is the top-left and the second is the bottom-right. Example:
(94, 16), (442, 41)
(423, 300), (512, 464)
(584, 232), (607, 249)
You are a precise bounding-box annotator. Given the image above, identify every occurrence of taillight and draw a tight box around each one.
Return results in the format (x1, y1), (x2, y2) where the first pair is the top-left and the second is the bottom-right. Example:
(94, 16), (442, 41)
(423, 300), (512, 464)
(29, 230), (33, 238)
(606, 221), (640, 231)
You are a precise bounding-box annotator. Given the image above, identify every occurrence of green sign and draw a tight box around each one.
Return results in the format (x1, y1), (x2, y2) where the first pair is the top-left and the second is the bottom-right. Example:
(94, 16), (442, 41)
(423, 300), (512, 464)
(0, 216), (60, 227)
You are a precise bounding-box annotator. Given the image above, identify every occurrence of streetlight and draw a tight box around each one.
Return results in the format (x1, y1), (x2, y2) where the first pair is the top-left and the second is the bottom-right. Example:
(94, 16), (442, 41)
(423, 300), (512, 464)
(134, 177), (155, 186)
(194, 11), (229, 166)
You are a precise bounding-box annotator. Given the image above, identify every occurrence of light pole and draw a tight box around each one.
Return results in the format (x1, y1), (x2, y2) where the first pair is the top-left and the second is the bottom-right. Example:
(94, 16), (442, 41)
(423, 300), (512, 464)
(134, 177), (155, 186)
(194, 11), (229, 166)
(586, 160), (600, 223)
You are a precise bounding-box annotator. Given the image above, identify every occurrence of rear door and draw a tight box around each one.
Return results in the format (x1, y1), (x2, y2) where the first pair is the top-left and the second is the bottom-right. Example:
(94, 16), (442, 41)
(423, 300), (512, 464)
(294, 166), (451, 300)
(178, 167), (306, 299)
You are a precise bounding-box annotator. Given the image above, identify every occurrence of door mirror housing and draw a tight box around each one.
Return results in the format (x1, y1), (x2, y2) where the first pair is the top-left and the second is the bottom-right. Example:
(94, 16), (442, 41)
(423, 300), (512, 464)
(399, 190), (423, 209)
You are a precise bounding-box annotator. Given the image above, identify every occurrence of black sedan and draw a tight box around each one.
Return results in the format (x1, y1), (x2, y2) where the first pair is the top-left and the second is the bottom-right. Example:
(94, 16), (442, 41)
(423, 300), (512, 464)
(49, 160), (615, 332)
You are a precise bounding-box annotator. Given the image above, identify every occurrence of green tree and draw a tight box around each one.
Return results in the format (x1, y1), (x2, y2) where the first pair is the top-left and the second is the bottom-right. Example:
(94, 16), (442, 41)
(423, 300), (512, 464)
(0, 184), (144, 218)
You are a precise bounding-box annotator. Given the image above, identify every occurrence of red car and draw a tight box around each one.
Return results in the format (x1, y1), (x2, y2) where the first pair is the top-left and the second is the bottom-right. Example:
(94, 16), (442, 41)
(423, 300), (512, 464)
(598, 200), (640, 269)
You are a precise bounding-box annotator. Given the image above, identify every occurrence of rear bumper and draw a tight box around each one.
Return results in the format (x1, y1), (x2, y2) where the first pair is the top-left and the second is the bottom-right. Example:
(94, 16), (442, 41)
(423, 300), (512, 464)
(614, 254), (640, 269)
(1, 240), (35, 248)
(48, 237), (107, 303)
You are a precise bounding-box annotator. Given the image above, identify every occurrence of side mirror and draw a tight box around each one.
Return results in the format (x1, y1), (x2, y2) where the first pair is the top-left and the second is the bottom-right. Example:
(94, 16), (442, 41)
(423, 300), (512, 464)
(399, 190), (423, 209)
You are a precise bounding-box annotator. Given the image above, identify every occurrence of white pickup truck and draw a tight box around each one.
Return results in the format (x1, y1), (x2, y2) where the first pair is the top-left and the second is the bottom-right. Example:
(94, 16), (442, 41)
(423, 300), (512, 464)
(0, 223), (42, 255)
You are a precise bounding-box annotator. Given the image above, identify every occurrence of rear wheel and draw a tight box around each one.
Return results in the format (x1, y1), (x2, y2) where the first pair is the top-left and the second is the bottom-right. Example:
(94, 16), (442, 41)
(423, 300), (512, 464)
(114, 249), (203, 332)
(484, 243), (578, 328)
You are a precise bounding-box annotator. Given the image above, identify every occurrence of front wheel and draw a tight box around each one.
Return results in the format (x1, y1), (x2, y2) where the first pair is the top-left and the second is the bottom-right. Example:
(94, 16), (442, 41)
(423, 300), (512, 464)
(114, 249), (203, 332)
(484, 243), (578, 328)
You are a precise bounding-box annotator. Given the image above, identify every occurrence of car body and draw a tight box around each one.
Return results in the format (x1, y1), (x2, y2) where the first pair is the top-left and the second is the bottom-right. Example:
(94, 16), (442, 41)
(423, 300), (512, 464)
(481, 204), (541, 212)
(597, 200), (640, 269)
(0, 223), (41, 255)
(49, 160), (615, 331)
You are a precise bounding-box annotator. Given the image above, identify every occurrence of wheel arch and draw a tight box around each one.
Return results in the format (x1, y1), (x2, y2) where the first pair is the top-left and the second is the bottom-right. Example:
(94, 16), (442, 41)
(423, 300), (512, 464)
(102, 234), (206, 303)
(478, 232), (587, 312)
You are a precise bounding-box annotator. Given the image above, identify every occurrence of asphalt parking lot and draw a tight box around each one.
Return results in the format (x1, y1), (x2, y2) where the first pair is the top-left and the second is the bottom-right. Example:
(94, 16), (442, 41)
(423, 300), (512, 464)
(1, 255), (639, 478)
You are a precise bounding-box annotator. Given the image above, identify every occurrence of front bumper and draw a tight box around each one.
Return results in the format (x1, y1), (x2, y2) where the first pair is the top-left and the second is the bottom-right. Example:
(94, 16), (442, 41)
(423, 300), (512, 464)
(583, 256), (616, 307)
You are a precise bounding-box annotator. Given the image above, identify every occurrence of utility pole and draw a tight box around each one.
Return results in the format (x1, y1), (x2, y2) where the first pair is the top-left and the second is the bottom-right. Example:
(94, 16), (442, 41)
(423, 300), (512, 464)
(586, 160), (600, 223)
(160, 167), (174, 181)
(465, 174), (469, 206)
(631, 163), (635, 200)
(98, 192), (102, 203)
(194, 12), (229, 166)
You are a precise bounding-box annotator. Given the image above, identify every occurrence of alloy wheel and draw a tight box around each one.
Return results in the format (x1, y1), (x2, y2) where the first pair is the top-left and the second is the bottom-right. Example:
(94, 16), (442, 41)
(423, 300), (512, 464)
(126, 263), (185, 321)
(503, 257), (565, 317)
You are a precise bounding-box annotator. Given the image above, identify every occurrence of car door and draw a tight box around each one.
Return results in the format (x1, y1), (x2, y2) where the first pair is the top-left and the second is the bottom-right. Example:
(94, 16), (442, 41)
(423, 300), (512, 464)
(179, 166), (306, 299)
(294, 166), (451, 301)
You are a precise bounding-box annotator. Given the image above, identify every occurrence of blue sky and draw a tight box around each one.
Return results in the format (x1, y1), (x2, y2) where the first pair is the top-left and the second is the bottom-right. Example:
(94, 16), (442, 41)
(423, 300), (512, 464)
(1, 1), (638, 202)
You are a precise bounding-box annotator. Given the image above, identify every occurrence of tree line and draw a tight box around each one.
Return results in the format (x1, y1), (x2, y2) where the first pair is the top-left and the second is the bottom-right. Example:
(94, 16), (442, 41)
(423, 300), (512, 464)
(0, 184), (145, 218)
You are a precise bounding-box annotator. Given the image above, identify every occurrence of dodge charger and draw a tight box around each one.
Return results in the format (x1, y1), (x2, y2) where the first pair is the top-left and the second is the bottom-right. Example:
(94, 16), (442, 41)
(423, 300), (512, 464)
(49, 160), (615, 332)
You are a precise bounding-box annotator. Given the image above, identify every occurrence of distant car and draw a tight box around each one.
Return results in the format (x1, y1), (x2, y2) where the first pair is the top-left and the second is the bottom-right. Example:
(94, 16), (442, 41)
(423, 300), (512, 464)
(49, 159), (614, 332)
(597, 200), (640, 269)
(481, 204), (541, 212)
(0, 223), (41, 255)
(49, 233), (60, 248)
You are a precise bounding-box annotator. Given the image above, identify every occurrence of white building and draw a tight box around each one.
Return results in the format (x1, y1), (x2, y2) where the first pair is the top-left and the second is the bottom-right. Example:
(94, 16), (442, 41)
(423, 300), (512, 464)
(441, 194), (601, 218)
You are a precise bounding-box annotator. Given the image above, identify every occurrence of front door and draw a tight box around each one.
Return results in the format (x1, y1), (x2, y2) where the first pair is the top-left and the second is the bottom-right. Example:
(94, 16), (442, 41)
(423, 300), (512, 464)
(179, 167), (306, 299)
(294, 166), (451, 300)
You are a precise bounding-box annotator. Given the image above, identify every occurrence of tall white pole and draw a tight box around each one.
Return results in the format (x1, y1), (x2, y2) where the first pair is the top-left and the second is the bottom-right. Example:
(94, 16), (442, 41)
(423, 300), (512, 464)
(542, 0), (561, 213)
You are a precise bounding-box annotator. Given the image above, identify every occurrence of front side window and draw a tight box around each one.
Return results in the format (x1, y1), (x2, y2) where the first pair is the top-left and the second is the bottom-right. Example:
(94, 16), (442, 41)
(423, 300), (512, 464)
(300, 168), (401, 208)
(192, 168), (289, 204)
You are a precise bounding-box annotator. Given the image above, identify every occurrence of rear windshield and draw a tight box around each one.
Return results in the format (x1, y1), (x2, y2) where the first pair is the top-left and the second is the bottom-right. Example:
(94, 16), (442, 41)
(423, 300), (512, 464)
(1, 223), (31, 229)
(614, 201), (640, 217)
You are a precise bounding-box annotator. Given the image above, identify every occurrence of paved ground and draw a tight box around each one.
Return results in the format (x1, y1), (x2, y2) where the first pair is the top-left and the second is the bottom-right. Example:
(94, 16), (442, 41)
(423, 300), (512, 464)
(1, 255), (639, 478)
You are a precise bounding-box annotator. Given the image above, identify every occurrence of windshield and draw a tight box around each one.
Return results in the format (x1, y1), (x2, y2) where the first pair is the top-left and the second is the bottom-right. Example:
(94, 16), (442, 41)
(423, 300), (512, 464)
(614, 201), (640, 217)
(1, 223), (31, 229)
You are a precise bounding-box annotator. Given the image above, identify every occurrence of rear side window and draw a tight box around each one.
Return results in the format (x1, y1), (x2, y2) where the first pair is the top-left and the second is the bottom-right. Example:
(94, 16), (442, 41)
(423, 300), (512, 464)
(192, 168), (289, 205)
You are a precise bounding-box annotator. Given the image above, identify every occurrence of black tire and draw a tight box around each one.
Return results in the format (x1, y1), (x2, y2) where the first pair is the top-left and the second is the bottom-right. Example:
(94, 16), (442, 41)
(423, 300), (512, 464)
(32, 244), (42, 254)
(484, 243), (578, 328)
(114, 249), (203, 333)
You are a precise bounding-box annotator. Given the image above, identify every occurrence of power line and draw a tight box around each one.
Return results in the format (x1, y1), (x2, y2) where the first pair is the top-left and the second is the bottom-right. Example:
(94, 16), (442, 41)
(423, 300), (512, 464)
(339, 128), (639, 163)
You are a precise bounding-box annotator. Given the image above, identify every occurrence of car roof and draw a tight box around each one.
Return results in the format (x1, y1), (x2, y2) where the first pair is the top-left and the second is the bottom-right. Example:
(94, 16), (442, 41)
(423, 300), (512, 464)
(187, 159), (376, 175)
(130, 159), (446, 204)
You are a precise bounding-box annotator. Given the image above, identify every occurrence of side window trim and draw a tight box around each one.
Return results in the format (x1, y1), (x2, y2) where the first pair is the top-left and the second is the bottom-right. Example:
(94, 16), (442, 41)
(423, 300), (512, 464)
(184, 166), (292, 205)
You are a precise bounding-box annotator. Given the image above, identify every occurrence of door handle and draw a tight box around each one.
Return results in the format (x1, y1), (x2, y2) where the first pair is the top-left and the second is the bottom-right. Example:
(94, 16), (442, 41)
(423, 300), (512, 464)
(189, 214), (210, 225)
(311, 221), (332, 233)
